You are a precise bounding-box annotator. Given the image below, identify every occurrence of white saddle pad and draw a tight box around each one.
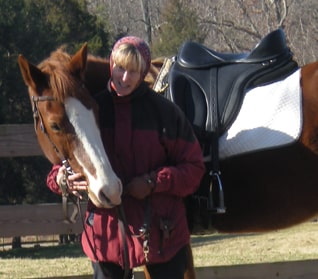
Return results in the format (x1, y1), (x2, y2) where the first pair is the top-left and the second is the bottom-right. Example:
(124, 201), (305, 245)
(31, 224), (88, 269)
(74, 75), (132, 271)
(218, 69), (302, 159)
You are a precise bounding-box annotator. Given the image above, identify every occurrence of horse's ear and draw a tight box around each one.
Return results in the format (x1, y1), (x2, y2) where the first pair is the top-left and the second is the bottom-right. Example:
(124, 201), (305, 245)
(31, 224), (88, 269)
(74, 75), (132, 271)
(69, 42), (88, 78)
(18, 55), (47, 91)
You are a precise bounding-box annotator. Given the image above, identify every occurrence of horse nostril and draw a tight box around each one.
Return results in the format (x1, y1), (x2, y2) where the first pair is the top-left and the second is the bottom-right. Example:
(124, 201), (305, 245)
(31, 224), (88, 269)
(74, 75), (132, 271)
(100, 192), (114, 207)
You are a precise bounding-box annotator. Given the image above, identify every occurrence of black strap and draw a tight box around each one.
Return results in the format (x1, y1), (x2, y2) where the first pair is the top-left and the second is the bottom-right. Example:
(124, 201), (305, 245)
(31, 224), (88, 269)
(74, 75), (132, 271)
(206, 69), (226, 213)
(209, 66), (220, 173)
(131, 196), (152, 262)
(116, 205), (131, 279)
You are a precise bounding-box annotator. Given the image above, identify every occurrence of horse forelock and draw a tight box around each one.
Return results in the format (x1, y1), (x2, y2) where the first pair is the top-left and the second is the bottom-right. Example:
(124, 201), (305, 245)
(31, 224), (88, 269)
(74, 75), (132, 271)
(38, 48), (85, 103)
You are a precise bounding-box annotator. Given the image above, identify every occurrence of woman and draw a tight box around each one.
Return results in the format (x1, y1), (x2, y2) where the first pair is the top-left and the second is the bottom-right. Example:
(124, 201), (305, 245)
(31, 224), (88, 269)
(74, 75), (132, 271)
(47, 36), (205, 279)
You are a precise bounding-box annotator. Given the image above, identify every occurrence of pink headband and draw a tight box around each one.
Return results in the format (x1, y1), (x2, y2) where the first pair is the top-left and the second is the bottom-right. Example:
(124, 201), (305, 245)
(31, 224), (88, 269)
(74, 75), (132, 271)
(109, 36), (151, 79)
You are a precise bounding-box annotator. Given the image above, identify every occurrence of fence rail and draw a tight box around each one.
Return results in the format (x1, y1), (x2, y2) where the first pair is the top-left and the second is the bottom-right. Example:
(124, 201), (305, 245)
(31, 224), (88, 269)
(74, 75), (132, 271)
(0, 124), (85, 238)
(0, 202), (87, 238)
(0, 124), (43, 157)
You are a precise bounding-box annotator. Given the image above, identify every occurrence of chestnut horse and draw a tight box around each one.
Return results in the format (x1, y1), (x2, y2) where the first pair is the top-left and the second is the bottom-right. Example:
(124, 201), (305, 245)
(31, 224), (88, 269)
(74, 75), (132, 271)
(18, 40), (318, 279)
(18, 44), (122, 209)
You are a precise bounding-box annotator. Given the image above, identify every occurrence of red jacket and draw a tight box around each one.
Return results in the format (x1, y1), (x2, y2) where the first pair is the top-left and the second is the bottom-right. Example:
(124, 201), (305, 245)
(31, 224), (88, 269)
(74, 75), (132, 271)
(46, 83), (205, 268)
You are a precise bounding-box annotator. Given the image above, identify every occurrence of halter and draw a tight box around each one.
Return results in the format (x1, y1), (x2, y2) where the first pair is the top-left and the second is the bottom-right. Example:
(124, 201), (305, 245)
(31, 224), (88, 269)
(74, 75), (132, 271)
(32, 95), (78, 221)
(32, 96), (75, 171)
(32, 96), (67, 163)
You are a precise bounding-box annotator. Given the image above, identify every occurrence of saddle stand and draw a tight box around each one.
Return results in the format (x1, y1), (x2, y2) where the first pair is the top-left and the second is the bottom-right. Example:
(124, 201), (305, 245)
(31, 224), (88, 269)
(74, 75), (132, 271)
(164, 28), (298, 215)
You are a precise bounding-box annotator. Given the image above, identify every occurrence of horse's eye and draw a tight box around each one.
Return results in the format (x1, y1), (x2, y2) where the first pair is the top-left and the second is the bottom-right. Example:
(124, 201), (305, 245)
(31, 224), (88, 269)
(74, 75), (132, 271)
(50, 123), (61, 132)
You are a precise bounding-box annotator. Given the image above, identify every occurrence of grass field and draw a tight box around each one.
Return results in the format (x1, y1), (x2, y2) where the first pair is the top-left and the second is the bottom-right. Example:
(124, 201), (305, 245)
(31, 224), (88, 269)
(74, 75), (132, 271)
(191, 221), (318, 266)
(1, 221), (318, 278)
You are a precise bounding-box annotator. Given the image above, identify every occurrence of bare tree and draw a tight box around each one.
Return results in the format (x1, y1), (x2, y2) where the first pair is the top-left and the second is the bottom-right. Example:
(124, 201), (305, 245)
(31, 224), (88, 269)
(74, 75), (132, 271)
(86, 0), (317, 64)
(140, 0), (152, 43)
(190, 0), (316, 64)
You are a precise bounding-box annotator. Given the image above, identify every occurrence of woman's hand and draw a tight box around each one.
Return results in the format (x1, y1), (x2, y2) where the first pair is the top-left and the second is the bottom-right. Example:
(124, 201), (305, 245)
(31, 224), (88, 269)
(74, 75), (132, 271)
(125, 173), (156, 199)
(56, 165), (88, 199)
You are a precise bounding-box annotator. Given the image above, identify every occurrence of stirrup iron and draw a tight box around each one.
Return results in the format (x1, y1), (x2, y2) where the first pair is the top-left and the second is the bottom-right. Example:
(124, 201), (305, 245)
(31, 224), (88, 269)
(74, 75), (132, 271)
(208, 171), (226, 214)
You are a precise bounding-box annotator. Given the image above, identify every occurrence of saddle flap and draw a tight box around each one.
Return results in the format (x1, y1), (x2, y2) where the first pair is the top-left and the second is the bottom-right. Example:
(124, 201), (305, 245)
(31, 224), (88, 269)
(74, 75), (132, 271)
(165, 67), (208, 137)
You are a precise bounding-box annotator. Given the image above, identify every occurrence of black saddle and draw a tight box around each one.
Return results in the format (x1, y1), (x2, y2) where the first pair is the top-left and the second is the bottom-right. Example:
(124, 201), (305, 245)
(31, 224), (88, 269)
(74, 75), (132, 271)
(164, 28), (299, 214)
(165, 28), (298, 149)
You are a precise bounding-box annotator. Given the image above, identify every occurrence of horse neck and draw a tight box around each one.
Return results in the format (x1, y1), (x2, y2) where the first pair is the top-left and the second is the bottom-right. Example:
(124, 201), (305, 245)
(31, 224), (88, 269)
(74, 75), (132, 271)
(85, 55), (110, 95)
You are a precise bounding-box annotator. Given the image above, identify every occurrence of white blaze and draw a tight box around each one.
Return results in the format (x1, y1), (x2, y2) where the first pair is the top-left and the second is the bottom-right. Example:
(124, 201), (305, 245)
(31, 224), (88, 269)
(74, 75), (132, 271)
(64, 97), (122, 207)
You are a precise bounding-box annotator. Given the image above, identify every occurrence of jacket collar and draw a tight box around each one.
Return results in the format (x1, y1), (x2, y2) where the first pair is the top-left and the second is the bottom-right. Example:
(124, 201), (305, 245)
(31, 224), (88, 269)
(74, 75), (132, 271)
(107, 80), (148, 103)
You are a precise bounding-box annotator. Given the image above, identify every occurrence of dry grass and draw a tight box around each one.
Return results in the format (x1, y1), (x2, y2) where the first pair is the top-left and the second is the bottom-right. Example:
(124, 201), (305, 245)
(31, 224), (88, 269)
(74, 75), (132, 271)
(191, 221), (318, 267)
(1, 221), (318, 278)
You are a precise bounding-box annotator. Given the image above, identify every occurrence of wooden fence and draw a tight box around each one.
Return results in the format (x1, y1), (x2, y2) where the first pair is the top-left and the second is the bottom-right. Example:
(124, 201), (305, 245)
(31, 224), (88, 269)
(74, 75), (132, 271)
(0, 124), (85, 238)
(0, 124), (43, 157)
(0, 202), (86, 238)
(2, 124), (318, 278)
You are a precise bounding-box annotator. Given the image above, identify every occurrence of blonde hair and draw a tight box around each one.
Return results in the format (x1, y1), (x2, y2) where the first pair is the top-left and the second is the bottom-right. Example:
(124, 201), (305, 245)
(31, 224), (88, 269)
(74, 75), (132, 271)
(111, 43), (146, 74)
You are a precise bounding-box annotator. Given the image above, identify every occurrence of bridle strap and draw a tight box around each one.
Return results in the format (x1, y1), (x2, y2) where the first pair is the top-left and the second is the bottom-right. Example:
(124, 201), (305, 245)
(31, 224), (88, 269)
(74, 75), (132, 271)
(32, 95), (78, 223)
(32, 96), (76, 174)
(32, 96), (66, 159)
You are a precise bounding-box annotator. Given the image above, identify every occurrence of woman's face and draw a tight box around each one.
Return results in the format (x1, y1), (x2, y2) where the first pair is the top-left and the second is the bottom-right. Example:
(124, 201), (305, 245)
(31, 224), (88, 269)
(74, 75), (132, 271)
(111, 63), (142, 96)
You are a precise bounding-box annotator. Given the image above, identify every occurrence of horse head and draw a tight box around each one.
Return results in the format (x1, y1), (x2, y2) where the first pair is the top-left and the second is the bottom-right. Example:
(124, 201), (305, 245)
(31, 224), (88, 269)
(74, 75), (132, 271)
(18, 44), (122, 208)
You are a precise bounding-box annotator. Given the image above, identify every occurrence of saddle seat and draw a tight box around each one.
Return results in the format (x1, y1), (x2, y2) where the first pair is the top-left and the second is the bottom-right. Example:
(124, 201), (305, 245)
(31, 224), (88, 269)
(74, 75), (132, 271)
(178, 28), (289, 68)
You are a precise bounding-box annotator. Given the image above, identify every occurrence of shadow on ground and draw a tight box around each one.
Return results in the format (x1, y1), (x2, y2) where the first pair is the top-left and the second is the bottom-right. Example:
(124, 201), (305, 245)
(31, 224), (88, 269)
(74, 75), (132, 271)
(0, 243), (84, 259)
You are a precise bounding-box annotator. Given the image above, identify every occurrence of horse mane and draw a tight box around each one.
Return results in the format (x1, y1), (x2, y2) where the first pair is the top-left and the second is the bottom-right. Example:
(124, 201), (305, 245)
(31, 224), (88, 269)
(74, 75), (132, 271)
(38, 46), (84, 102)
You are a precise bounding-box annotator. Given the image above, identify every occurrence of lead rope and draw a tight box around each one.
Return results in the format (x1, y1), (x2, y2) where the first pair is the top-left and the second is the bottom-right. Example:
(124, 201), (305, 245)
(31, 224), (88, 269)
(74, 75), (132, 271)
(132, 196), (152, 263)
(60, 159), (81, 224)
(116, 205), (131, 279)
(61, 159), (130, 278)
(58, 159), (100, 266)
